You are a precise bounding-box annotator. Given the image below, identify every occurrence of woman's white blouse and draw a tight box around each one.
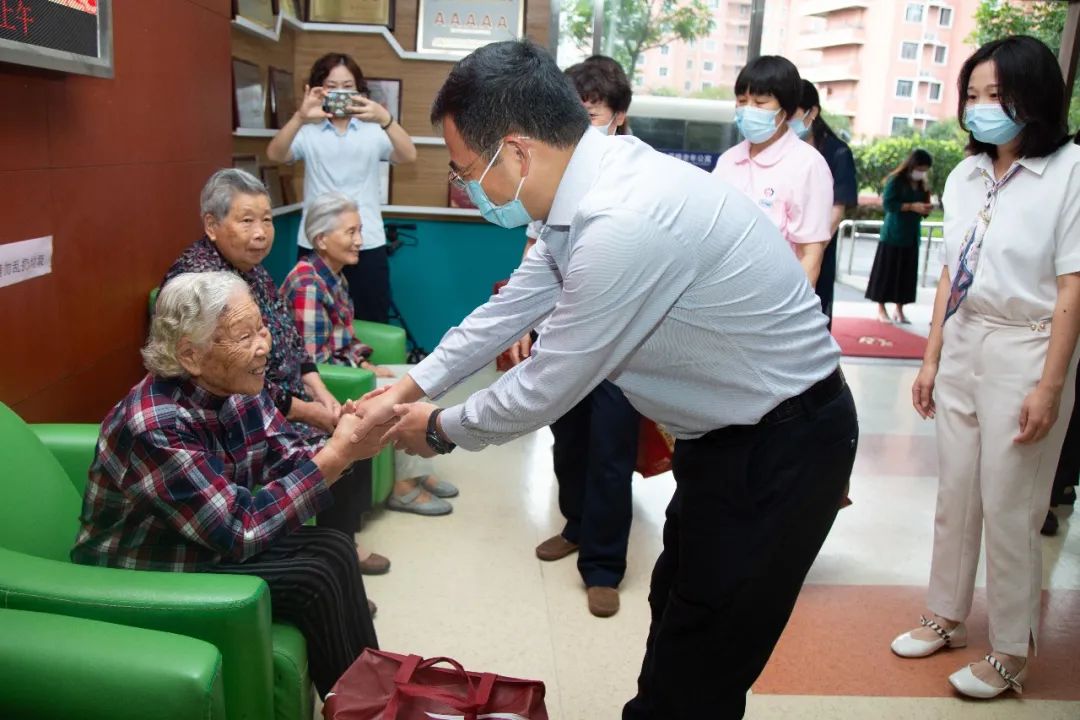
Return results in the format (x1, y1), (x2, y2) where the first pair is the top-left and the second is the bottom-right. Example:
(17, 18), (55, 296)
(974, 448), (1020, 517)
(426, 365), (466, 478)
(941, 142), (1080, 322)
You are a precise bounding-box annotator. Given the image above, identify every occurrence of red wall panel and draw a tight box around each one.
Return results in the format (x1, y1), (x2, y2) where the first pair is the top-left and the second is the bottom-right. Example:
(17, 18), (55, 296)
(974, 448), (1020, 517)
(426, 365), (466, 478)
(0, 0), (232, 422)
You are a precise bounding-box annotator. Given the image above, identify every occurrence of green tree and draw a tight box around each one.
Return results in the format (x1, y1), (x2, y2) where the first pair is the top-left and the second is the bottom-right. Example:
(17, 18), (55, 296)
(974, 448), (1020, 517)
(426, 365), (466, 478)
(968, 0), (1079, 133)
(820, 110), (852, 138)
(561, 0), (716, 76)
(852, 135), (965, 199)
(924, 118), (968, 144)
(690, 86), (735, 100)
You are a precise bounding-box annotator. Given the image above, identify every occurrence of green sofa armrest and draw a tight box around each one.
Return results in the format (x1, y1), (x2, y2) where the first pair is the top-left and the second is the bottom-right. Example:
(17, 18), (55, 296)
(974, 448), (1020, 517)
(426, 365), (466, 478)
(0, 547), (274, 720)
(354, 320), (407, 365)
(317, 362), (375, 403)
(30, 423), (100, 495)
(0, 608), (226, 720)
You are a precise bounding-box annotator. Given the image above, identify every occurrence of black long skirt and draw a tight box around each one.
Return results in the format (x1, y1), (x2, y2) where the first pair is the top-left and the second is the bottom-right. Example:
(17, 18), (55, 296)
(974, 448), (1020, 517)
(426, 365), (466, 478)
(865, 243), (918, 305)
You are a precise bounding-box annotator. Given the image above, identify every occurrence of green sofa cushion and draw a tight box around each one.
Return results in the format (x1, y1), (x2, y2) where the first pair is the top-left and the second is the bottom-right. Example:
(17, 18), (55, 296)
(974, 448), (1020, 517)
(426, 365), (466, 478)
(0, 608), (226, 720)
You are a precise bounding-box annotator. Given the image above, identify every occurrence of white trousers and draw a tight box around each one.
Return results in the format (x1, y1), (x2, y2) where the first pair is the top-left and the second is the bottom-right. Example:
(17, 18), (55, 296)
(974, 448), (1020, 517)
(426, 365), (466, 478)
(928, 310), (1077, 656)
(395, 451), (434, 483)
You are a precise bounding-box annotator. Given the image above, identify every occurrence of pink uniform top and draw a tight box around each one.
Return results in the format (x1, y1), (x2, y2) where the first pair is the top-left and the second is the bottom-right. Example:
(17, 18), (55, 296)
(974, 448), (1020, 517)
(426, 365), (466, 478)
(712, 128), (834, 251)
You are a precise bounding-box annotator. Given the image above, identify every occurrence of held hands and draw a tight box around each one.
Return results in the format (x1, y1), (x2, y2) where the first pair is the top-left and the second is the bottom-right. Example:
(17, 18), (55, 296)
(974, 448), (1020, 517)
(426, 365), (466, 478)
(383, 402), (440, 458)
(912, 361), (938, 419)
(292, 398), (338, 434)
(1014, 383), (1061, 444)
(329, 412), (394, 464)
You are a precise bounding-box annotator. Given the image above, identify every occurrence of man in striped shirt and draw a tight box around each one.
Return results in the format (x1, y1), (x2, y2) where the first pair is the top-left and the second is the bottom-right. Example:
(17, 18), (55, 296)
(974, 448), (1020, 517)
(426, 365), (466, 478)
(358, 41), (858, 719)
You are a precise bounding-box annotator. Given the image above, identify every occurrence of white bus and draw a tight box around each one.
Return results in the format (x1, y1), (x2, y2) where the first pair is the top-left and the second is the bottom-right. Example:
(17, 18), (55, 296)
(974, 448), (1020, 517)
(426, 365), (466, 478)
(626, 95), (739, 171)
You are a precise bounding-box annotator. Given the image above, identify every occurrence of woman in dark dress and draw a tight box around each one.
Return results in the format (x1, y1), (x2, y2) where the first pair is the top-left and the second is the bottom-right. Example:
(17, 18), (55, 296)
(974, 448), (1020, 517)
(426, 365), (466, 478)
(791, 80), (859, 332)
(865, 149), (934, 323)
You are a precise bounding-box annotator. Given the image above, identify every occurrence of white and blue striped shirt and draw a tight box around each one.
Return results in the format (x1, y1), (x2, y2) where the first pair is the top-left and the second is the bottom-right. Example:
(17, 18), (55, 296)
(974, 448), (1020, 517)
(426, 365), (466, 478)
(410, 131), (840, 451)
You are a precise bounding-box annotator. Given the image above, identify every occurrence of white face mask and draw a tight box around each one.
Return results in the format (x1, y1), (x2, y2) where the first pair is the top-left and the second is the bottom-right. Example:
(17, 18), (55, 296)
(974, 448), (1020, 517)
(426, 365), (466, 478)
(910, 170), (928, 181)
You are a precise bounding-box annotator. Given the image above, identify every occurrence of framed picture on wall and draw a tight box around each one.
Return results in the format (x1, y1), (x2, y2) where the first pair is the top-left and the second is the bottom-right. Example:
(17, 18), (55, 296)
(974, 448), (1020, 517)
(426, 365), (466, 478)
(261, 167), (286, 208)
(417, 0), (523, 55)
(448, 182), (476, 209)
(233, 0), (276, 29)
(269, 67), (297, 129)
(307, 0), (395, 29)
(232, 155), (260, 179)
(280, 0), (300, 18)
(365, 78), (401, 124)
(232, 58), (267, 129)
(380, 161), (393, 205)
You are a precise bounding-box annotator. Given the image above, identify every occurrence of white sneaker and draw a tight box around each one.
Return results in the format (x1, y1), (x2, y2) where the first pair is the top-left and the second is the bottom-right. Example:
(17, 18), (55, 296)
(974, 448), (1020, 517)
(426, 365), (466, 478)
(891, 615), (967, 658)
(949, 655), (1027, 699)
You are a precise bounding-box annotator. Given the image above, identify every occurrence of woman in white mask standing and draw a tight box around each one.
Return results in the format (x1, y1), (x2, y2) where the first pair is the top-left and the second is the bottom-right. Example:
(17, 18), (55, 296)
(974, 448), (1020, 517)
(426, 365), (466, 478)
(892, 35), (1080, 699)
(864, 148), (934, 324)
(711, 56), (834, 287)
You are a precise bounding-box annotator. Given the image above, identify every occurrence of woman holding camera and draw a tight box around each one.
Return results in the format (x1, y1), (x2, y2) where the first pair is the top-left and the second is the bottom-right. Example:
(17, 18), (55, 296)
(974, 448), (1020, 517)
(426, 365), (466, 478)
(268, 53), (417, 324)
(865, 148), (934, 324)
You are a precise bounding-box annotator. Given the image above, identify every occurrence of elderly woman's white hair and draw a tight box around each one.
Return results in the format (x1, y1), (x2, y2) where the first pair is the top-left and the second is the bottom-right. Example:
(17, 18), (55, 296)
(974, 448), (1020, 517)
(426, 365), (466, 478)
(304, 192), (360, 248)
(142, 271), (251, 378)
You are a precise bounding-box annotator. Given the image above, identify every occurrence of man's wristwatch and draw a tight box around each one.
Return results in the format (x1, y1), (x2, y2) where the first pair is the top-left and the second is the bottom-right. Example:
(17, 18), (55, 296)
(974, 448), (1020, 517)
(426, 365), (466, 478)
(426, 408), (456, 455)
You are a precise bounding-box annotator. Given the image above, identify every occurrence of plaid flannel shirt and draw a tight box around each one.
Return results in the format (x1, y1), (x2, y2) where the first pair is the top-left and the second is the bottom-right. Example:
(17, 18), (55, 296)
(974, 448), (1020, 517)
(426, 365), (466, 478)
(281, 255), (373, 367)
(71, 375), (333, 571)
(163, 237), (317, 416)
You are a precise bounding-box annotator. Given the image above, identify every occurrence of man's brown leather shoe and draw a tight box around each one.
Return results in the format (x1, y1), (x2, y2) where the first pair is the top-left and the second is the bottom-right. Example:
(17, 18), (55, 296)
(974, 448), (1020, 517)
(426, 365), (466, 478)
(587, 586), (620, 618)
(358, 551), (391, 575)
(535, 534), (579, 561)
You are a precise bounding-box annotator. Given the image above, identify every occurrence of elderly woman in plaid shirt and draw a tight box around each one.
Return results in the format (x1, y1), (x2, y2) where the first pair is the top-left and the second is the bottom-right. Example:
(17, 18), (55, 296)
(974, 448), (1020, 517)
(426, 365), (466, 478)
(72, 271), (388, 698)
(282, 192), (459, 516)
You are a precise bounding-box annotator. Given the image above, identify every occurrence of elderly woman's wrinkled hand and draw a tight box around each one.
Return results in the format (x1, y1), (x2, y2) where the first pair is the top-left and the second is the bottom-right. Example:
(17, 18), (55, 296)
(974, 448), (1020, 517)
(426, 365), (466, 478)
(333, 413), (393, 462)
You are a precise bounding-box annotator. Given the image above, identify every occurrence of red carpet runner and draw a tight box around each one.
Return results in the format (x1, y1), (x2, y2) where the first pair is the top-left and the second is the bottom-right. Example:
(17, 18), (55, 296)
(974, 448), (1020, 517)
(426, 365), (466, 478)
(831, 317), (928, 360)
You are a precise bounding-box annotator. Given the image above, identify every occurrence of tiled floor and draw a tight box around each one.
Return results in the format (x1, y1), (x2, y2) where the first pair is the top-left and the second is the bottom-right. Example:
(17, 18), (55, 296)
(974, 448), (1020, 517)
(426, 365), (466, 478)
(350, 360), (1080, 720)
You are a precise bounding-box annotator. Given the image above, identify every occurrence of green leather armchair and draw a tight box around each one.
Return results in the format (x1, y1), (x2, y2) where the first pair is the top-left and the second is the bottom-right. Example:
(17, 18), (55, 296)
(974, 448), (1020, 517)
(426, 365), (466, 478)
(0, 402), (311, 720)
(0, 608), (227, 720)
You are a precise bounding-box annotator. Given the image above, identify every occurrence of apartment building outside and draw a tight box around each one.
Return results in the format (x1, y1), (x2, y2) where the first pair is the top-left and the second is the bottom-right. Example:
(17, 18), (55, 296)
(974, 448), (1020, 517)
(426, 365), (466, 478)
(634, 1), (755, 95)
(763, 0), (982, 138)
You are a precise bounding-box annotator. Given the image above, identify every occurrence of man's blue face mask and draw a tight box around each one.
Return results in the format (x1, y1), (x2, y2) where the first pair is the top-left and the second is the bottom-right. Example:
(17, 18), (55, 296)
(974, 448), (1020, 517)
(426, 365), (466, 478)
(464, 141), (534, 229)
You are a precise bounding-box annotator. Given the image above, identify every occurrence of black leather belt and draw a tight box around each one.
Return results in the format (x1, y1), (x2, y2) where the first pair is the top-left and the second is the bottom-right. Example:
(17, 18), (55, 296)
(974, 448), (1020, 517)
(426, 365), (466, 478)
(758, 368), (846, 426)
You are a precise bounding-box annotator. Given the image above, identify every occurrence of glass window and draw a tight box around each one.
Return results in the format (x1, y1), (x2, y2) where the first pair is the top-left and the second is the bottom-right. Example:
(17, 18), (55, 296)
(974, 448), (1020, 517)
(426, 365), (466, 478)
(939, 7), (952, 27)
(739, 3), (750, 17)
(905, 3), (923, 22)
(660, 67), (669, 77)
(704, 60), (715, 72)
(929, 82), (942, 101)
(687, 60), (693, 69)
(703, 81), (712, 90)
(705, 40), (717, 52)
(736, 45), (746, 59)
(637, 55), (645, 66)
(896, 79), (914, 98)
(661, 45), (670, 56)
(891, 116), (911, 135)
(934, 45), (947, 64)
(900, 42), (918, 60)
(685, 81), (692, 90)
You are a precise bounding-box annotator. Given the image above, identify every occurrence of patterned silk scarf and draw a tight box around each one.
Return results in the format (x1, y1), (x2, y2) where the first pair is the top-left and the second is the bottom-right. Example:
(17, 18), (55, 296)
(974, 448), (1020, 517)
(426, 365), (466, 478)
(943, 162), (1023, 322)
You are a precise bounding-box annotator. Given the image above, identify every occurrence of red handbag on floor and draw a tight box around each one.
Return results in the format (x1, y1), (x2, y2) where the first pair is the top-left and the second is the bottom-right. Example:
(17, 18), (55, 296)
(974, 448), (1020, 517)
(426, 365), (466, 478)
(323, 650), (549, 720)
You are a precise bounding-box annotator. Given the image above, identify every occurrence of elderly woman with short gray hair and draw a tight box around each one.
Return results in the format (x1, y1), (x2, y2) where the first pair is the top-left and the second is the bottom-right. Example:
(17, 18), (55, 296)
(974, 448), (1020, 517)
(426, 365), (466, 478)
(72, 271), (382, 698)
(162, 169), (390, 573)
(282, 192), (459, 516)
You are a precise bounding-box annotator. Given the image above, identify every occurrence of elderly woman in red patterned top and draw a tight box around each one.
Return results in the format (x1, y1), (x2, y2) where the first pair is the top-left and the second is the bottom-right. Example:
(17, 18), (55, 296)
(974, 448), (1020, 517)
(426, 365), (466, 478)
(163, 169), (389, 573)
(71, 271), (388, 698)
(282, 192), (459, 516)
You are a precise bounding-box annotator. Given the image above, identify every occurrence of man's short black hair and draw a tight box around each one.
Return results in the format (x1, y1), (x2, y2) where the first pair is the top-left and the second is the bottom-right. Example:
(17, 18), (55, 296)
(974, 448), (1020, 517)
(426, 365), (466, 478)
(957, 35), (1070, 160)
(565, 55), (633, 114)
(734, 56), (802, 116)
(430, 40), (590, 159)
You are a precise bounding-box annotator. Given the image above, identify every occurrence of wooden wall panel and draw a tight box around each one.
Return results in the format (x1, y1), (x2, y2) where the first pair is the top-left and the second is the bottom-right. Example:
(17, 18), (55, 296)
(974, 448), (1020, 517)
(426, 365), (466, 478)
(0, 0), (232, 422)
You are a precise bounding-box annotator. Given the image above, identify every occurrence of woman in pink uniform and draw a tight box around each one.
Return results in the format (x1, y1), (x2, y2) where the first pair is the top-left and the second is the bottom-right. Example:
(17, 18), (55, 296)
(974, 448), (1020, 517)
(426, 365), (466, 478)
(712, 56), (834, 287)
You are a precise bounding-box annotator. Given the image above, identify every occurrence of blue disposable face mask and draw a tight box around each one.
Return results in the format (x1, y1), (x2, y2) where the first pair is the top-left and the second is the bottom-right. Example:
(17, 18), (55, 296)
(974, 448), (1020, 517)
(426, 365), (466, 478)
(964, 104), (1024, 146)
(788, 116), (811, 139)
(735, 106), (783, 144)
(465, 142), (533, 229)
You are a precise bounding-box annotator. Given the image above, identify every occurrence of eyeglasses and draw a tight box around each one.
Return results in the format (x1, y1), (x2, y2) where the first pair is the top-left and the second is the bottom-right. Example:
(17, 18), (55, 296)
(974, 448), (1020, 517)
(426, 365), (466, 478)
(446, 137), (530, 190)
